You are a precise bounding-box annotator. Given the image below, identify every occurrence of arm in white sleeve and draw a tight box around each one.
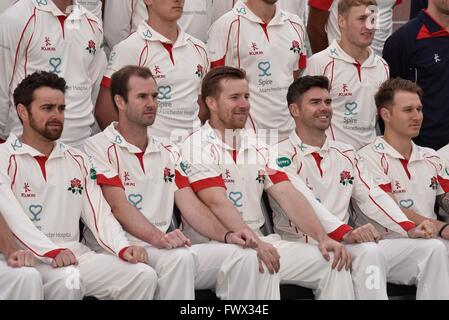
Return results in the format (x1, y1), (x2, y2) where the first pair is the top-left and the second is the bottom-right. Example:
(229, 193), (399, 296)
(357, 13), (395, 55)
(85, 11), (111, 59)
(0, 184), (63, 263)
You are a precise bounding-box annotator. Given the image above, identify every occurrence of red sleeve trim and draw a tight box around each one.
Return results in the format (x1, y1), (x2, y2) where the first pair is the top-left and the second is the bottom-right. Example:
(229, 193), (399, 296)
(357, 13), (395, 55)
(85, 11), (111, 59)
(395, 0), (402, 5)
(175, 170), (190, 189)
(0, 138), (5, 144)
(118, 246), (132, 261)
(399, 221), (415, 232)
(268, 170), (290, 184)
(438, 175), (449, 193)
(43, 248), (64, 259)
(328, 224), (352, 242)
(308, 0), (333, 11)
(379, 183), (392, 193)
(96, 174), (124, 189)
(101, 76), (111, 88)
(190, 176), (226, 193)
(211, 56), (226, 68)
(299, 53), (307, 70)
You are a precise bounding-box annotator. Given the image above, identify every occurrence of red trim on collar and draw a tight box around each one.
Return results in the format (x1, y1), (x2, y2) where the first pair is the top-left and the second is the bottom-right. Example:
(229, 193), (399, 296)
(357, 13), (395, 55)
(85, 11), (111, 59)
(417, 11), (449, 40)
(161, 42), (175, 65)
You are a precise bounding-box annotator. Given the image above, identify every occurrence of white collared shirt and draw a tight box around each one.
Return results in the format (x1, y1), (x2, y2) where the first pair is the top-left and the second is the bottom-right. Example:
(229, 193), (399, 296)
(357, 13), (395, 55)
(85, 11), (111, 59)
(102, 21), (208, 141)
(357, 136), (449, 220)
(84, 123), (190, 246)
(0, 134), (131, 258)
(180, 122), (289, 231)
(304, 40), (389, 150)
(207, 0), (307, 141)
(274, 132), (413, 241)
(0, 0), (107, 147)
(308, 0), (402, 56)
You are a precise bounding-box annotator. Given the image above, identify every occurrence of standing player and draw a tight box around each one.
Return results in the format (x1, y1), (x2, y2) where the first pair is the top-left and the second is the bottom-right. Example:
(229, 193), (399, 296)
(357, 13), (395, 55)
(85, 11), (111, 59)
(181, 66), (356, 300)
(357, 78), (449, 251)
(383, 0), (449, 150)
(304, 0), (389, 150)
(0, 71), (157, 300)
(104, 0), (212, 50)
(97, 0), (208, 142)
(0, 0), (107, 147)
(273, 75), (449, 299)
(85, 65), (279, 300)
(207, 0), (308, 142)
(307, 0), (401, 55)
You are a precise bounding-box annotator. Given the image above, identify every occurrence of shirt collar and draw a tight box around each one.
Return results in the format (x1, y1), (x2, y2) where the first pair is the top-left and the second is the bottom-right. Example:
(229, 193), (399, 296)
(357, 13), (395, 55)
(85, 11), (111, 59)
(103, 122), (162, 154)
(138, 21), (190, 47)
(370, 136), (423, 162)
(288, 130), (330, 157)
(327, 39), (379, 67)
(6, 134), (67, 159)
(201, 121), (255, 152)
(233, 0), (287, 25)
(32, 0), (87, 17)
(416, 10), (449, 40)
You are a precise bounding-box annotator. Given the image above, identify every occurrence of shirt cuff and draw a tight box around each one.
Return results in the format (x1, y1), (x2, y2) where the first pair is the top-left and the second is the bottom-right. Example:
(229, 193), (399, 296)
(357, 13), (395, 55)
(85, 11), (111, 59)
(399, 221), (416, 232)
(268, 170), (290, 184)
(43, 248), (65, 259)
(96, 174), (124, 189)
(379, 183), (392, 193)
(328, 224), (353, 242)
(101, 76), (111, 88)
(118, 246), (132, 261)
(190, 176), (226, 193)
(175, 170), (190, 189)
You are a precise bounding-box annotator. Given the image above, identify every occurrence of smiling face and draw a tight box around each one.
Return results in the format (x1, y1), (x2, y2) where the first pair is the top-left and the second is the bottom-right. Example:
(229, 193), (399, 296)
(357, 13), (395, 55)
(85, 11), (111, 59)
(18, 87), (65, 141)
(291, 87), (333, 133)
(339, 5), (376, 49)
(380, 90), (423, 139)
(208, 78), (250, 130)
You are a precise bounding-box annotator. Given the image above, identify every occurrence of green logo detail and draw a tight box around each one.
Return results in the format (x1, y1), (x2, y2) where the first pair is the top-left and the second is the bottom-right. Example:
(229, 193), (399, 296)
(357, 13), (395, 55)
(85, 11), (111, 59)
(276, 157), (291, 168)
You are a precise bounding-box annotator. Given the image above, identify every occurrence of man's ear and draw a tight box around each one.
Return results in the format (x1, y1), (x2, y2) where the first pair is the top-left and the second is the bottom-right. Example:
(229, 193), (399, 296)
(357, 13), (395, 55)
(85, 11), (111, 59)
(114, 95), (127, 112)
(289, 102), (300, 118)
(378, 106), (390, 123)
(205, 96), (217, 113)
(16, 104), (29, 123)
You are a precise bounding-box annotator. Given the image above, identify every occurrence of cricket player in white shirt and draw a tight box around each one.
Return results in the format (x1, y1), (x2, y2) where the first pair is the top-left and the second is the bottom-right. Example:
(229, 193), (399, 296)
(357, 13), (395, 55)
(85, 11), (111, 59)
(208, 0), (308, 142)
(307, 0), (401, 56)
(0, 71), (158, 300)
(273, 75), (449, 299)
(97, 0), (208, 142)
(358, 78), (449, 254)
(84, 65), (279, 300)
(0, 0), (107, 148)
(304, 0), (389, 150)
(181, 66), (356, 299)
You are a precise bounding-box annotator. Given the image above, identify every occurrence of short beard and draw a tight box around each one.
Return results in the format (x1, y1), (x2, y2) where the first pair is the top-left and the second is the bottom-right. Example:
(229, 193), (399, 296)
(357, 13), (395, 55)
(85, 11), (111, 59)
(29, 116), (63, 141)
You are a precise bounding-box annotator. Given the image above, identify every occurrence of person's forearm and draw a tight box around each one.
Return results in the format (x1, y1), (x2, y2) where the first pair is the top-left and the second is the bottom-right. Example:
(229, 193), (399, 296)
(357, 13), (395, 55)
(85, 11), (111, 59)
(269, 182), (328, 241)
(177, 193), (230, 242)
(106, 192), (166, 245)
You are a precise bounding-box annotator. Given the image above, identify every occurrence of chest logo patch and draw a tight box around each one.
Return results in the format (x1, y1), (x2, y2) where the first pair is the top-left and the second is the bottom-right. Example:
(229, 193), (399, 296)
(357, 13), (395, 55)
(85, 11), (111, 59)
(86, 40), (96, 55)
(399, 199), (414, 209)
(429, 176), (439, 190)
(49, 57), (62, 74)
(228, 191), (243, 208)
(290, 40), (301, 54)
(339, 170), (354, 186)
(276, 157), (291, 168)
(163, 167), (175, 183)
(128, 194), (143, 210)
(68, 178), (83, 195)
(28, 205), (43, 222)
(344, 102), (358, 116)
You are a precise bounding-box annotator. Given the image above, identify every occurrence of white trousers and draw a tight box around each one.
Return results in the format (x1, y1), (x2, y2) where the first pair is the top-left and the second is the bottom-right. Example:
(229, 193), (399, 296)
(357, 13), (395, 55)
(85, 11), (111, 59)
(348, 238), (449, 300)
(0, 256), (43, 300)
(35, 251), (158, 300)
(146, 242), (280, 300)
(262, 234), (355, 300)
